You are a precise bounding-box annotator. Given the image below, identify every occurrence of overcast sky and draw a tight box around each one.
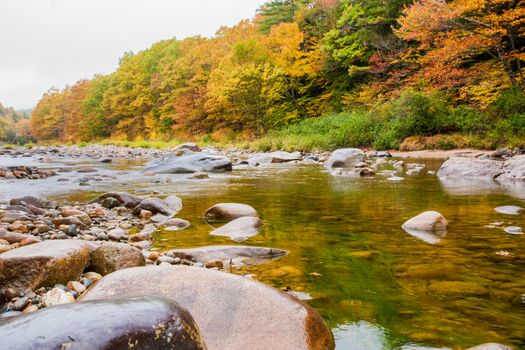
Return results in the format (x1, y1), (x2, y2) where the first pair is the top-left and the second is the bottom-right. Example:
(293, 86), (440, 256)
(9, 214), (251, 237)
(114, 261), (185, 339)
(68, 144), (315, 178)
(0, 0), (267, 109)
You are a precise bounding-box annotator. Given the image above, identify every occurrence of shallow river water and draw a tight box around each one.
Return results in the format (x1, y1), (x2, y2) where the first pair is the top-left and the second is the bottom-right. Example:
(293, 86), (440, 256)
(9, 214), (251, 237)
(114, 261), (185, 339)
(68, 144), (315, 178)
(1, 154), (524, 349)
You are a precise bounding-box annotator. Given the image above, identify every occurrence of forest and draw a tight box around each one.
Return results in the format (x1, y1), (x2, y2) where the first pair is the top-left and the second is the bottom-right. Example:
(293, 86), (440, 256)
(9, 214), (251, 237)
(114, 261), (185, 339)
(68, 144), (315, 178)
(0, 104), (33, 145)
(30, 0), (525, 151)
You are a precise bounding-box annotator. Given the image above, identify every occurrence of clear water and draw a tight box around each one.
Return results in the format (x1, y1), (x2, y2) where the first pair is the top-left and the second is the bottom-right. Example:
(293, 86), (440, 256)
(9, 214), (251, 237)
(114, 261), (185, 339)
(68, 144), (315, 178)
(2, 157), (524, 349)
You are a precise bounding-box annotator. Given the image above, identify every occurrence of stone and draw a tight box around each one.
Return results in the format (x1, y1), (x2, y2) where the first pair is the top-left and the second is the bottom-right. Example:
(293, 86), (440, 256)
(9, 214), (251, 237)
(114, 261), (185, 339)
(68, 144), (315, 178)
(504, 226), (523, 235)
(0, 240), (93, 290)
(467, 343), (513, 350)
(165, 245), (287, 265)
(67, 280), (87, 294)
(205, 203), (258, 221)
(0, 210), (33, 223)
(88, 192), (143, 209)
(494, 205), (524, 215)
(90, 242), (145, 276)
(325, 148), (365, 169)
(0, 296), (207, 350)
(0, 229), (41, 244)
(83, 271), (102, 282)
(437, 157), (503, 179)
(174, 142), (201, 152)
(132, 197), (176, 216)
(143, 153), (232, 174)
(80, 266), (334, 350)
(402, 211), (448, 231)
(268, 151), (302, 163)
(161, 218), (191, 231)
(108, 227), (127, 241)
(210, 216), (263, 242)
(164, 194), (183, 212)
(190, 171), (209, 179)
(9, 196), (54, 209)
(42, 288), (75, 307)
(498, 154), (525, 181)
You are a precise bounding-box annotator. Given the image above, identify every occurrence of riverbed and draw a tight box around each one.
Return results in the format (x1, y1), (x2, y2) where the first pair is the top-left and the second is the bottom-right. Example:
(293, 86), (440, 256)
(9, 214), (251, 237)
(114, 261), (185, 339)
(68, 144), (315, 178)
(1, 150), (523, 349)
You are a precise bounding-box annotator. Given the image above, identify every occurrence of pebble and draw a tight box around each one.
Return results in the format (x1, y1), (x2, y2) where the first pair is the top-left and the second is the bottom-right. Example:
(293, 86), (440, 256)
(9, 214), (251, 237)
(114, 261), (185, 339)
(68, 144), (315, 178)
(495, 205), (524, 215)
(504, 226), (523, 235)
(66, 281), (87, 294)
(42, 288), (75, 307)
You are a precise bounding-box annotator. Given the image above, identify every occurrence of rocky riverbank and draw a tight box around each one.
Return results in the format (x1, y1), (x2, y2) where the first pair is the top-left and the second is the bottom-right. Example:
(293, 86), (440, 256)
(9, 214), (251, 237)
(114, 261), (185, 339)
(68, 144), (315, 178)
(0, 143), (521, 349)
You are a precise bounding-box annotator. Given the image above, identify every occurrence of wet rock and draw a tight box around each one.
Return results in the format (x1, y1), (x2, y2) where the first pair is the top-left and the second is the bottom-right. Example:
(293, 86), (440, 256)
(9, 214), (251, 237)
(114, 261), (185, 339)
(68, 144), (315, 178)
(0, 229), (41, 244)
(42, 287), (75, 307)
(80, 266), (334, 350)
(268, 151), (302, 163)
(0, 296), (207, 350)
(164, 195), (183, 212)
(174, 142), (201, 152)
(9, 196), (55, 209)
(210, 216), (263, 242)
(467, 343), (512, 350)
(325, 148), (365, 169)
(161, 218), (191, 231)
(402, 211), (448, 231)
(88, 192), (143, 209)
(504, 226), (523, 235)
(437, 157), (503, 179)
(205, 203), (258, 221)
(165, 245), (287, 265)
(494, 205), (524, 215)
(90, 242), (145, 275)
(190, 171), (209, 179)
(132, 197), (176, 216)
(0, 210), (33, 223)
(144, 152), (232, 174)
(101, 197), (121, 209)
(0, 240), (93, 290)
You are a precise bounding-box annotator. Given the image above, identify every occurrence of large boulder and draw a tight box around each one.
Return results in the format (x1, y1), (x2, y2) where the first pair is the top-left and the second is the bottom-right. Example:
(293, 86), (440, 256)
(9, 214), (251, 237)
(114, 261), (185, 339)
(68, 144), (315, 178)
(210, 216), (263, 242)
(437, 157), (503, 179)
(80, 266), (334, 350)
(0, 296), (207, 350)
(248, 151), (302, 165)
(467, 343), (512, 350)
(165, 245), (287, 265)
(90, 242), (145, 276)
(498, 154), (525, 181)
(204, 203), (258, 221)
(144, 153), (232, 174)
(88, 192), (143, 209)
(325, 148), (365, 169)
(0, 240), (93, 290)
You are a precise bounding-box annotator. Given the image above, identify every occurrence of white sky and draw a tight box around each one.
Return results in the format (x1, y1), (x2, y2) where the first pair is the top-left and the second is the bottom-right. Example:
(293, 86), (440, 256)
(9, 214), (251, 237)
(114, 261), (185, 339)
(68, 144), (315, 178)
(0, 0), (267, 109)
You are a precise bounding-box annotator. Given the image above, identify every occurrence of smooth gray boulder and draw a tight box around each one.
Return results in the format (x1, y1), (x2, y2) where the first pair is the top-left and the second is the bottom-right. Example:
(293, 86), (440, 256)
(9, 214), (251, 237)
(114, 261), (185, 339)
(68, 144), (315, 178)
(494, 205), (523, 215)
(401, 211), (448, 244)
(132, 197), (177, 216)
(437, 157), (503, 179)
(325, 148), (365, 169)
(498, 154), (525, 181)
(467, 343), (512, 350)
(204, 203), (258, 221)
(165, 245), (287, 264)
(210, 216), (263, 242)
(143, 153), (232, 174)
(80, 266), (334, 350)
(0, 296), (207, 350)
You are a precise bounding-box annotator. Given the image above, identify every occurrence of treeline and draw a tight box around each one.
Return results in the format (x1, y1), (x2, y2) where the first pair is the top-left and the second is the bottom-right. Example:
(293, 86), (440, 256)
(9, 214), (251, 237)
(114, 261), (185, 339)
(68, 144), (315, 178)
(0, 104), (34, 145)
(32, 0), (525, 148)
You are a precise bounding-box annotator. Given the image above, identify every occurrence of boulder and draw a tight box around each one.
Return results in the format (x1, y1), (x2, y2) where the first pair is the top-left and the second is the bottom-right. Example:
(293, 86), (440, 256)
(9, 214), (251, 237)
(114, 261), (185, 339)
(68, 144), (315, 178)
(90, 242), (145, 276)
(0, 296), (207, 350)
(0, 229), (41, 244)
(0, 240), (93, 290)
(143, 153), (232, 174)
(268, 151), (302, 163)
(42, 287), (75, 307)
(9, 196), (55, 209)
(0, 210), (34, 223)
(205, 203), (258, 221)
(165, 245), (287, 265)
(174, 142), (201, 152)
(132, 197), (176, 216)
(494, 205), (524, 215)
(88, 192), (143, 209)
(437, 157), (503, 179)
(325, 148), (365, 169)
(211, 216), (263, 242)
(498, 154), (525, 181)
(80, 266), (334, 350)
(161, 218), (191, 231)
(402, 211), (448, 231)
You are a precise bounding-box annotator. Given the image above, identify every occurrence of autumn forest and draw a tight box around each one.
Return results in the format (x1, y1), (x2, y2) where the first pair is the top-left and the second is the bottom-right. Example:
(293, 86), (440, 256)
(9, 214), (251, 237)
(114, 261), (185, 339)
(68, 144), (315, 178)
(26, 0), (525, 150)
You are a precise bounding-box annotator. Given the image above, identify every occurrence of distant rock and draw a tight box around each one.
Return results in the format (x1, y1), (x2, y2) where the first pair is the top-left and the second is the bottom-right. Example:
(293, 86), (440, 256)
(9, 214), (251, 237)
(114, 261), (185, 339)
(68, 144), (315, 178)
(88, 192), (143, 209)
(165, 245), (287, 265)
(437, 157), (503, 179)
(143, 152), (232, 174)
(498, 154), (525, 181)
(325, 148), (365, 169)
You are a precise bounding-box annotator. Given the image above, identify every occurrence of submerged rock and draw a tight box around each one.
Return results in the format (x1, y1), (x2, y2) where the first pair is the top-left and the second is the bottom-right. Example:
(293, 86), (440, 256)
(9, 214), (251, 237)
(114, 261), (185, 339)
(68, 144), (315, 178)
(210, 216), (263, 242)
(0, 296), (207, 350)
(503, 226), (523, 235)
(165, 245), (287, 264)
(90, 242), (145, 275)
(494, 205), (524, 215)
(0, 240), (93, 290)
(80, 266), (334, 350)
(325, 148), (365, 169)
(143, 153), (232, 174)
(402, 211), (448, 231)
(437, 157), (503, 179)
(204, 203), (258, 221)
